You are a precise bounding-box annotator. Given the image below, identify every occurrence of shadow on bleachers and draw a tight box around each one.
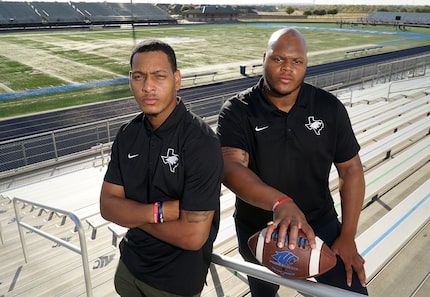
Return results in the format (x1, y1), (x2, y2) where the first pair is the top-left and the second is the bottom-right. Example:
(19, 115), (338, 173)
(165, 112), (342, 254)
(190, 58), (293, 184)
(0, 1), (176, 29)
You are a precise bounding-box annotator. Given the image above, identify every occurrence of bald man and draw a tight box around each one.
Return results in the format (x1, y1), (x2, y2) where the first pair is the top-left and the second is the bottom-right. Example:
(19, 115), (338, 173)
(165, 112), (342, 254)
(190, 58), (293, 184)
(217, 28), (368, 296)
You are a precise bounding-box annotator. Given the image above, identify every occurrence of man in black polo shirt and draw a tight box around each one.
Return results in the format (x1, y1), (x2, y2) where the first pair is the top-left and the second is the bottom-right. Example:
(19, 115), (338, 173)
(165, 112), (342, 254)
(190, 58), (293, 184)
(100, 39), (223, 296)
(217, 28), (368, 295)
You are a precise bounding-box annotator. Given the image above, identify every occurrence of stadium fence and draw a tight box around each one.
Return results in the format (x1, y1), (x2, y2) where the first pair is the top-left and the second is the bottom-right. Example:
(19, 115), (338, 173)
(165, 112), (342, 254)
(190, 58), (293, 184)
(1, 53), (429, 176)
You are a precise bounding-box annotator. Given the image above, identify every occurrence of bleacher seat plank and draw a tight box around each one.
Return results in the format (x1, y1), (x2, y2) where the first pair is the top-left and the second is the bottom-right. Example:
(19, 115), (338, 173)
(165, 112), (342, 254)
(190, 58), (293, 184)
(328, 116), (429, 190)
(332, 136), (430, 216)
(352, 95), (430, 134)
(203, 250), (250, 297)
(86, 213), (109, 240)
(0, 221), (4, 244)
(107, 223), (128, 248)
(356, 179), (430, 281)
(349, 99), (409, 126)
(356, 104), (430, 146)
(1, 167), (106, 228)
(358, 116), (429, 170)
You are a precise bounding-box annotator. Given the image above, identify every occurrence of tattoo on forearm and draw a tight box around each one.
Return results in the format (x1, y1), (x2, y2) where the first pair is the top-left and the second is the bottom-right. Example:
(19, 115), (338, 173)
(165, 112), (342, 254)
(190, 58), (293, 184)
(240, 150), (248, 164)
(185, 211), (209, 223)
(221, 147), (248, 165)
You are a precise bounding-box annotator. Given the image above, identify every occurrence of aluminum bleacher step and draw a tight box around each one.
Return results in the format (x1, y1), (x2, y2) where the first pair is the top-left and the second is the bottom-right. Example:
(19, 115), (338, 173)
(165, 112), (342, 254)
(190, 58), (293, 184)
(353, 95), (430, 134)
(358, 116), (430, 170)
(86, 213), (109, 240)
(356, 103), (430, 146)
(329, 116), (430, 190)
(332, 136), (430, 216)
(356, 179), (430, 281)
(107, 223), (128, 248)
(349, 98), (409, 126)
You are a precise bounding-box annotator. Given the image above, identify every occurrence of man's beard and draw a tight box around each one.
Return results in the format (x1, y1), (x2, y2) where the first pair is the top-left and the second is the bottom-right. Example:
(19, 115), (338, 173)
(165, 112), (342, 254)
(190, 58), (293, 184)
(145, 112), (161, 118)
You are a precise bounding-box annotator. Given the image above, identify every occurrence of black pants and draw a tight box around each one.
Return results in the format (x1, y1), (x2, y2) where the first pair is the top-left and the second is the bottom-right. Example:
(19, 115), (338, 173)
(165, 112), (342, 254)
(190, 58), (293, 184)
(235, 217), (369, 297)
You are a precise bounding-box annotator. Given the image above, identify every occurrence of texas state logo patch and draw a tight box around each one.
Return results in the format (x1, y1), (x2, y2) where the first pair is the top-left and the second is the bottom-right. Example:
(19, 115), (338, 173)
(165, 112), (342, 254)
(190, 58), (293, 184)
(161, 148), (179, 173)
(305, 116), (324, 136)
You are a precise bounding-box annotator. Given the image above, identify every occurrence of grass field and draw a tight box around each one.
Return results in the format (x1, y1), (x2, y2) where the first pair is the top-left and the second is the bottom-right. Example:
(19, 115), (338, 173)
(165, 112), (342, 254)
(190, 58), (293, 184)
(0, 22), (429, 118)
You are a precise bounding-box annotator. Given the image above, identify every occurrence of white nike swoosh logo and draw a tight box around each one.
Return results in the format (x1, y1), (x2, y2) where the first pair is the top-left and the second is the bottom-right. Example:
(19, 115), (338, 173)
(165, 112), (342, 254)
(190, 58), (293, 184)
(127, 153), (139, 159)
(255, 126), (269, 132)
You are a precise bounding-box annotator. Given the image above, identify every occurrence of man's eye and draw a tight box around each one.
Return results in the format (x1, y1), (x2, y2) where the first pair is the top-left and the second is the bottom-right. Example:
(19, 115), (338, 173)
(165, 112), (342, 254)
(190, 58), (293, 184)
(132, 74), (143, 80)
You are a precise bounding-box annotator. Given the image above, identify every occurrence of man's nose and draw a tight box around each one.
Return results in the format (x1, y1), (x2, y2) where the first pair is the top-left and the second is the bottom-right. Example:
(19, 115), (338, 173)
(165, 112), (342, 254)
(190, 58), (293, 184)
(142, 77), (155, 92)
(281, 61), (293, 72)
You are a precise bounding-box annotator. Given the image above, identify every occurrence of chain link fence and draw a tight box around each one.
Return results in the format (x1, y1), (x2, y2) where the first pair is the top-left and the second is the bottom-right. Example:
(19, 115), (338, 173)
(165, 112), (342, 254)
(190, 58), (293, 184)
(1, 53), (429, 176)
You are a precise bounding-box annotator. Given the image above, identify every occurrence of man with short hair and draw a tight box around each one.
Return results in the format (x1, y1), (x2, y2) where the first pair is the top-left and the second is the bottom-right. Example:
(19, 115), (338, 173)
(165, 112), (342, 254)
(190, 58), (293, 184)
(100, 39), (223, 296)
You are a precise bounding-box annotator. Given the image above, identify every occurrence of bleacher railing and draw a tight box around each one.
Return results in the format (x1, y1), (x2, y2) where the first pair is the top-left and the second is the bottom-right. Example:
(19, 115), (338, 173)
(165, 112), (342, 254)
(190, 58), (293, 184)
(13, 196), (94, 297)
(11, 193), (367, 297)
(211, 253), (367, 297)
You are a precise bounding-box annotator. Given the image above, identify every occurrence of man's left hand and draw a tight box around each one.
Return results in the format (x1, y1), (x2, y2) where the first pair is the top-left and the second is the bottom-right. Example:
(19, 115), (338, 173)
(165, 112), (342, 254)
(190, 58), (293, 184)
(331, 236), (367, 288)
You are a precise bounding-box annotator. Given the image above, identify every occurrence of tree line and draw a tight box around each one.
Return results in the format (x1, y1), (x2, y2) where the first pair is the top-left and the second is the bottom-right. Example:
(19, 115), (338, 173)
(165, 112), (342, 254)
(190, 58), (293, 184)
(283, 5), (430, 16)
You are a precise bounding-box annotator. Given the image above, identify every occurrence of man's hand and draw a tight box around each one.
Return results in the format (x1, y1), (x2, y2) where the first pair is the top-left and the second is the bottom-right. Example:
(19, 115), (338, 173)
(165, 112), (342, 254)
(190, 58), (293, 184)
(265, 200), (316, 250)
(331, 236), (367, 288)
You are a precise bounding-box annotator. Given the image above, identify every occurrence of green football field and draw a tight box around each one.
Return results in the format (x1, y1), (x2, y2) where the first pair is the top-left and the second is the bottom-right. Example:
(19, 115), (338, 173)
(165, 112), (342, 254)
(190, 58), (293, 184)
(0, 22), (429, 118)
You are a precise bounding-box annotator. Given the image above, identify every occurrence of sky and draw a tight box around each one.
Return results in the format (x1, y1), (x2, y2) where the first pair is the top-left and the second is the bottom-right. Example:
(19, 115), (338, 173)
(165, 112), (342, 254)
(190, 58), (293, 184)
(143, 0), (429, 5)
(3, 0), (430, 5)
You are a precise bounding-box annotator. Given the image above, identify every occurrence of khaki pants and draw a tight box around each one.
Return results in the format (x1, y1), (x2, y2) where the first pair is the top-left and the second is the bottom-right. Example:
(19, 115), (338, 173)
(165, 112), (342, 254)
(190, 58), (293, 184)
(114, 260), (201, 297)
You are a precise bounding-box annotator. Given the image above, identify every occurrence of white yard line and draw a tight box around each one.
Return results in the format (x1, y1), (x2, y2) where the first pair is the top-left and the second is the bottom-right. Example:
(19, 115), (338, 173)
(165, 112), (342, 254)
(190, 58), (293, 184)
(308, 44), (376, 56)
(0, 82), (14, 93)
(0, 40), (124, 85)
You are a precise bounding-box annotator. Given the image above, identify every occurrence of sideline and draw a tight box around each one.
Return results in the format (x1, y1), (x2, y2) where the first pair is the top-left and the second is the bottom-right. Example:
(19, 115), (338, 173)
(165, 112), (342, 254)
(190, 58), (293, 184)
(0, 77), (128, 101)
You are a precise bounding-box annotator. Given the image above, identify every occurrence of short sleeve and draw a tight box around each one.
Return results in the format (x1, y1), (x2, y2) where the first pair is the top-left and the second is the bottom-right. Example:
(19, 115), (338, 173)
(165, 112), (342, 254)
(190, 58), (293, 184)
(181, 135), (223, 211)
(334, 102), (360, 163)
(104, 129), (124, 186)
(217, 99), (248, 152)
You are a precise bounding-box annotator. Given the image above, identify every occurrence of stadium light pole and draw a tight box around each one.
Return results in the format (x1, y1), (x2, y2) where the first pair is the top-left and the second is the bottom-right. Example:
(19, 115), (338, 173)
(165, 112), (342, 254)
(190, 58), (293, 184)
(130, 0), (136, 45)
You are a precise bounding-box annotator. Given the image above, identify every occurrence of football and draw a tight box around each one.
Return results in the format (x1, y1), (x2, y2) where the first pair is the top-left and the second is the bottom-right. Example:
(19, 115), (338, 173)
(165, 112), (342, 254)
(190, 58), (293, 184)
(248, 227), (336, 279)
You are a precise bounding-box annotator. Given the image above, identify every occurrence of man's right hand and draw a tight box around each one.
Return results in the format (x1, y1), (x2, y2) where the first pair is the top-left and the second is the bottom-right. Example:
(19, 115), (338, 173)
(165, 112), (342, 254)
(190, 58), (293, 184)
(265, 200), (316, 250)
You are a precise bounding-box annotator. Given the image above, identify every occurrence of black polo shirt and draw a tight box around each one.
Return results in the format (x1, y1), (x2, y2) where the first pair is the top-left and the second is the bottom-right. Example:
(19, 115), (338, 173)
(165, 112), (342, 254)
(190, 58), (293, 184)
(104, 99), (223, 295)
(217, 79), (359, 230)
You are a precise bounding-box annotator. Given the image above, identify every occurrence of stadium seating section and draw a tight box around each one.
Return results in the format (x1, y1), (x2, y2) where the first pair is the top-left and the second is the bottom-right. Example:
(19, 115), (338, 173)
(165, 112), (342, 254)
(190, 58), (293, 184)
(1, 3), (429, 29)
(365, 11), (430, 26)
(0, 1), (175, 28)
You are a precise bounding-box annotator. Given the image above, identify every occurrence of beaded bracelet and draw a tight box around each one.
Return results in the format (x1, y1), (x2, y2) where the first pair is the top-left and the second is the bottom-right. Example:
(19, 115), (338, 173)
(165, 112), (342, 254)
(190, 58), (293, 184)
(153, 202), (159, 223)
(272, 196), (293, 212)
(158, 201), (164, 223)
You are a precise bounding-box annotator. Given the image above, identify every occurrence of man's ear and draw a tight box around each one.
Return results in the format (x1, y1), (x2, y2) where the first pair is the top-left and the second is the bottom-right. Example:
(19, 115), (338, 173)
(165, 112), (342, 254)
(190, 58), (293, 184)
(174, 69), (181, 91)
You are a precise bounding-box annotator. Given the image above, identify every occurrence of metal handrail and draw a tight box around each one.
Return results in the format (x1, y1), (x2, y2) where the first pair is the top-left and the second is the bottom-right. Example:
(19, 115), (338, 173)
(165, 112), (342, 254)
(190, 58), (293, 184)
(13, 197), (93, 297)
(387, 74), (430, 100)
(211, 253), (367, 297)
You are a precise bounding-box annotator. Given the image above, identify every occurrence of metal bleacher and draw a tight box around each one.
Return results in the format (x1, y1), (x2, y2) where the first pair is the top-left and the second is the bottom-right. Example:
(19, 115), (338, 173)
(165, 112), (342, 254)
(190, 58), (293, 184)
(0, 1), (175, 28)
(71, 2), (122, 23)
(30, 2), (85, 24)
(1, 77), (429, 296)
(366, 11), (430, 26)
(0, 2), (42, 26)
